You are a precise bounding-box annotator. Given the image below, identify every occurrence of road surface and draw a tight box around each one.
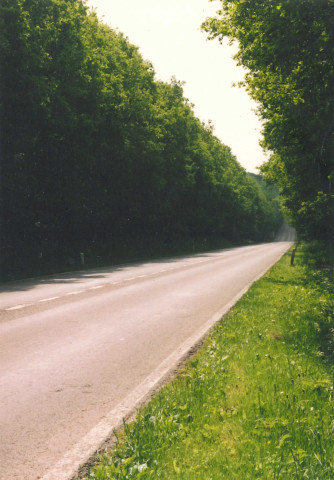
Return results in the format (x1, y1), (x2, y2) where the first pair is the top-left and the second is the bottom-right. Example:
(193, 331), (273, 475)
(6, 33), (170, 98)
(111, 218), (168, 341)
(0, 240), (294, 480)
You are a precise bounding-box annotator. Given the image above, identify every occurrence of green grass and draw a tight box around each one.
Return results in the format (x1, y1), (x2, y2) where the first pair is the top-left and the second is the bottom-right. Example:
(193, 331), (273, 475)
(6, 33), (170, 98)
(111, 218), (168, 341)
(82, 245), (334, 480)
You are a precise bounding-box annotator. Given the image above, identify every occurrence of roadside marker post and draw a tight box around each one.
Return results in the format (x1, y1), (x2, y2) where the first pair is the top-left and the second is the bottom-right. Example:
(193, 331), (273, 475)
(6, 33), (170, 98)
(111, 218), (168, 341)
(290, 248), (296, 266)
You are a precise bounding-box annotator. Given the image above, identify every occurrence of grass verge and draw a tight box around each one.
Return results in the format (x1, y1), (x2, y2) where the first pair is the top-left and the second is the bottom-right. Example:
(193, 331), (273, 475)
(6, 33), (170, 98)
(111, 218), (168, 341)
(82, 245), (334, 479)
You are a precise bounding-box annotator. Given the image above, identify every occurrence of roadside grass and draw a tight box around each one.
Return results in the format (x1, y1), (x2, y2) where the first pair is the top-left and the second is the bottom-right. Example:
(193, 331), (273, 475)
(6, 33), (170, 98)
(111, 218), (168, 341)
(83, 245), (334, 479)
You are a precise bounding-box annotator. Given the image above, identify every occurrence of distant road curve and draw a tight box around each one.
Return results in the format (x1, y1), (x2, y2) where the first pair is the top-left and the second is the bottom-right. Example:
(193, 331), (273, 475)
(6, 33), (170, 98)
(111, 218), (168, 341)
(0, 236), (294, 480)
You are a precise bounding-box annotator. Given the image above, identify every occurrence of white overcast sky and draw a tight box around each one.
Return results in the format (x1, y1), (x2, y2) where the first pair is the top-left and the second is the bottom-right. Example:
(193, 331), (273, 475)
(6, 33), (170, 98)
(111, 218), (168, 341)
(86, 0), (267, 173)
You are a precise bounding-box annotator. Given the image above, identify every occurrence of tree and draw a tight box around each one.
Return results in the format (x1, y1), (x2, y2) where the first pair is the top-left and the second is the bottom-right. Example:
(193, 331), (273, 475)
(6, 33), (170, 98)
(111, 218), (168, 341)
(203, 0), (334, 243)
(0, 0), (282, 279)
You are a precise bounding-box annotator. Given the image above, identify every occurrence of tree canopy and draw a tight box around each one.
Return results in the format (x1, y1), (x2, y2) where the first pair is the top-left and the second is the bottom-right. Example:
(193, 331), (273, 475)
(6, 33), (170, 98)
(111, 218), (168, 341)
(203, 0), (334, 243)
(0, 0), (282, 279)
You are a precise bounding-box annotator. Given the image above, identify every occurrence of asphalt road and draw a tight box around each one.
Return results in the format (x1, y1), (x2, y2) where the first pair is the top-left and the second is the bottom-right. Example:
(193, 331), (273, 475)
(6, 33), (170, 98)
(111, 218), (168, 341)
(0, 240), (294, 480)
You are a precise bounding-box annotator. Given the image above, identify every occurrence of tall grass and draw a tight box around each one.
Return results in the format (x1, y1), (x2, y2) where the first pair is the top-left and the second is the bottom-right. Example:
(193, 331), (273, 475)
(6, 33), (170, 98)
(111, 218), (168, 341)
(82, 245), (334, 479)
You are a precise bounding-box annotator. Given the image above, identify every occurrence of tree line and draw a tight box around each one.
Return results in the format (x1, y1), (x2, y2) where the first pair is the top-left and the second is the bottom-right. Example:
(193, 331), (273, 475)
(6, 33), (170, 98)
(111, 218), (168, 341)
(203, 0), (334, 245)
(0, 0), (282, 279)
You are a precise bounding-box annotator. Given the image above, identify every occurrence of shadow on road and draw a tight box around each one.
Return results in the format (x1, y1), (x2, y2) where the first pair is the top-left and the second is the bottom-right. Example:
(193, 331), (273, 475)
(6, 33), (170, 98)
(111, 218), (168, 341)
(0, 248), (240, 294)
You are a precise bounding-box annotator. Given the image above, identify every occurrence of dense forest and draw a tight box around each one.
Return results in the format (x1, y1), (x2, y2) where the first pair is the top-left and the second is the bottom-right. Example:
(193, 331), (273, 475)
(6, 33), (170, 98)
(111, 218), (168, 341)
(0, 0), (282, 280)
(203, 0), (334, 245)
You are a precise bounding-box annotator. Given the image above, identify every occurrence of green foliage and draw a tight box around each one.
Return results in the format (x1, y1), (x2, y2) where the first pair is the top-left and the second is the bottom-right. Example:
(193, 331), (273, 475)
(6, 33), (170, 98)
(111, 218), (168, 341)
(82, 248), (334, 479)
(203, 0), (334, 244)
(0, 0), (282, 279)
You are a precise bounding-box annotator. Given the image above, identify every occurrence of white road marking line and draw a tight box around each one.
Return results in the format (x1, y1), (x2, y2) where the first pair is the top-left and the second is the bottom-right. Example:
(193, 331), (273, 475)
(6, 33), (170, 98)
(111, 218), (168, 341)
(2, 257), (217, 313)
(5, 304), (30, 311)
(38, 297), (60, 303)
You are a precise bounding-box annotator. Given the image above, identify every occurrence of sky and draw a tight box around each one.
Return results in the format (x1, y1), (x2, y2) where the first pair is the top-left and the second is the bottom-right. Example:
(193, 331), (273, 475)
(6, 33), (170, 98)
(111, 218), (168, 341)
(86, 0), (267, 173)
